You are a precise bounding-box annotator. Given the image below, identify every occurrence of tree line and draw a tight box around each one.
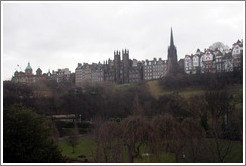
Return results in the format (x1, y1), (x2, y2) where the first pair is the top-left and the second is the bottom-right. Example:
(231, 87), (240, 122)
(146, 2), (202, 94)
(3, 69), (243, 163)
(91, 89), (242, 162)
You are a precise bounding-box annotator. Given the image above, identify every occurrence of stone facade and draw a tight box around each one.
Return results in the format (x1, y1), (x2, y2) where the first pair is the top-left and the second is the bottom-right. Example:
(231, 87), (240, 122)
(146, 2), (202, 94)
(12, 63), (74, 85)
(143, 58), (168, 80)
(51, 68), (73, 83)
(75, 63), (92, 86)
(75, 29), (177, 86)
(75, 49), (143, 86)
(12, 62), (47, 84)
(91, 63), (104, 83)
(184, 39), (243, 74)
(232, 40), (243, 71)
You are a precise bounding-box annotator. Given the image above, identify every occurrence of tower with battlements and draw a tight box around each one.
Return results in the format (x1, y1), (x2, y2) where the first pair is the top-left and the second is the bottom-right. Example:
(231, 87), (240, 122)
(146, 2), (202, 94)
(122, 49), (129, 83)
(114, 50), (121, 84)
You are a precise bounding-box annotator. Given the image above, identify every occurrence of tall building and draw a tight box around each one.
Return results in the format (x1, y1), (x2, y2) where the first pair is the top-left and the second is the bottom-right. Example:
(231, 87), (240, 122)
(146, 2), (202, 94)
(232, 40), (243, 71)
(122, 49), (130, 84)
(51, 68), (73, 83)
(143, 58), (168, 80)
(75, 49), (143, 87)
(167, 28), (178, 74)
(114, 50), (121, 84)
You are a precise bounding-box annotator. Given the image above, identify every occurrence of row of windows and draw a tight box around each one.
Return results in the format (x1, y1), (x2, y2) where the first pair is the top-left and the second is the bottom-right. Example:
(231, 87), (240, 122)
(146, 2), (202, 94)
(144, 64), (166, 68)
(145, 73), (152, 76)
(129, 74), (138, 78)
(143, 76), (160, 80)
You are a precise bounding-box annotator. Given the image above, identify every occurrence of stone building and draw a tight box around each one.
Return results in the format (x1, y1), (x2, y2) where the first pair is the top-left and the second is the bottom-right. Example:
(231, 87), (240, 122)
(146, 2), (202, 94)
(122, 49), (130, 83)
(75, 63), (92, 86)
(222, 53), (233, 72)
(12, 62), (47, 84)
(75, 49), (144, 87)
(91, 62), (104, 83)
(114, 50), (121, 84)
(201, 49), (216, 73)
(75, 29), (180, 86)
(50, 68), (73, 83)
(104, 49), (137, 84)
(232, 40), (243, 71)
(129, 61), (143, 83)
(184, 39), (243, 74)
(143, 58), (168, 80)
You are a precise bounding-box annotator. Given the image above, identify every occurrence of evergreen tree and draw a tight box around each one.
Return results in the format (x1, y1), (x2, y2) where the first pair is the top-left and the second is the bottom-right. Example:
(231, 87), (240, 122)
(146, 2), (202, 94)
(3, 104), (65, 163)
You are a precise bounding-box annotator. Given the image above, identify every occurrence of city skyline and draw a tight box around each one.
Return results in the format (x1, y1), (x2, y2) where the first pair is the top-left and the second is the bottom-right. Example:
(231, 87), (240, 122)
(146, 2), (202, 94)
(2, 1), (245, 80)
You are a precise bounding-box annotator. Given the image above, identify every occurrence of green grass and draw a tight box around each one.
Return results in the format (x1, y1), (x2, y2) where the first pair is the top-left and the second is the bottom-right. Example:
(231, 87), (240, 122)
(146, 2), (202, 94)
(58, 136), (242, 163)
(224, 140), (243, 163)
(147, 80), (164, 99)
(113, 83), (137, 90)
(147, 80), (243, 100)
(59, 137), (96, 161)
(134, 152), (175, 163)
(178, 88), (205, 99)
(147, 80), (205, 99)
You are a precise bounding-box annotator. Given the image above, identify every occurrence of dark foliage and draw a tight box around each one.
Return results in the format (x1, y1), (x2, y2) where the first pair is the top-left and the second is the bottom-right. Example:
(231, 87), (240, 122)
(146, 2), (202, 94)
(3, 81), (35, 108)
(159, 71), (243, 90)
(3, 104), (65, 163)
(157, 92), (190, 118)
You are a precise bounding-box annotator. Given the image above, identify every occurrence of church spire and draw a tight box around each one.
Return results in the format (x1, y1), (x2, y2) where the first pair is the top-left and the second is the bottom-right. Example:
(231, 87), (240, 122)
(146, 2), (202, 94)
(170, 27), (174, 46)
(167, 27), (178, 75)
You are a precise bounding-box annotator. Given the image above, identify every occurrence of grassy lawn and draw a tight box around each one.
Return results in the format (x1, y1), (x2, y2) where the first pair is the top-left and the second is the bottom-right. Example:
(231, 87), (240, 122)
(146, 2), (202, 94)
(147, 80), (165, 99)
(147, 80), (243, 100)
(227, 84), (243, 111)
(134, 152), (175, 163)
(58, 136), (243, 163)
(178, 88), (204, 99)
(59, 137), (96, 161)
(224, 140), (243, 163)
(147, 80), (205, 99)
(113, 83), (137, 90)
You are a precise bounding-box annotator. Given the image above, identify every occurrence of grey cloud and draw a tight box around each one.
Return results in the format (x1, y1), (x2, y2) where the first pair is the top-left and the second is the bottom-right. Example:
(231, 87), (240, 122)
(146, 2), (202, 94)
(2, 2), (244, 80)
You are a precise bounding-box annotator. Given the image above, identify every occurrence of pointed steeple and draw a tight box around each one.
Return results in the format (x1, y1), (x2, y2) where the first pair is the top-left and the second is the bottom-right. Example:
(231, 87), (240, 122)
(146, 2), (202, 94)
(170, 27), (174, 46)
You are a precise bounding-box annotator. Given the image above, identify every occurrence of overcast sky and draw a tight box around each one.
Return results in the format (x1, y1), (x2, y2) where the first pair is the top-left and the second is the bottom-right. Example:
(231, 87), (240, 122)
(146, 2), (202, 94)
(2, 1), (245, 80)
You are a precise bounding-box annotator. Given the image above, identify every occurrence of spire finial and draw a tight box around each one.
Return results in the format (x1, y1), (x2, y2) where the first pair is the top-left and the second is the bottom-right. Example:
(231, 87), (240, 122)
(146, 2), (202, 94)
(170, 27), (174, 46)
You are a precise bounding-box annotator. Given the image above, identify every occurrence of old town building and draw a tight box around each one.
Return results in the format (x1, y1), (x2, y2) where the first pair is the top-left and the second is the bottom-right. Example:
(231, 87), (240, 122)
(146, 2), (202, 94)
(75, 29), (178, 87)
(184, 39), (243, 74)
(12, 62), (47, 84)
(232, 40), (243, 71)
(143, 58), (168, 80)
(13, 30), (242, 87)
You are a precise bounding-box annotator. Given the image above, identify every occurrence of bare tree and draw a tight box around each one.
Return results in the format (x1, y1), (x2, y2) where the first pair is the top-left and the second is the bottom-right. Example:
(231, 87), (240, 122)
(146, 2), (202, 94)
(67, 120), (79, 154)
(94, 121), (123, 162)
(150, 114), (172, 161)
(121, 116), (152, 163)
(205, 90), (234, 162)
(162, 114), (185, 163)
(181, 118), (206, 162)
(131, 93), (143, 115)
